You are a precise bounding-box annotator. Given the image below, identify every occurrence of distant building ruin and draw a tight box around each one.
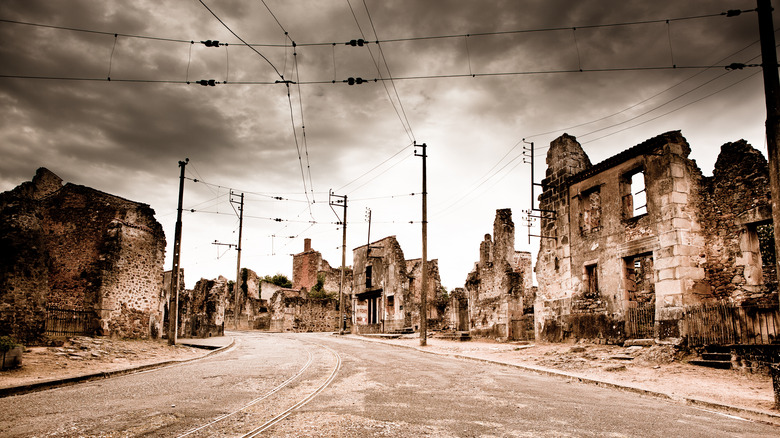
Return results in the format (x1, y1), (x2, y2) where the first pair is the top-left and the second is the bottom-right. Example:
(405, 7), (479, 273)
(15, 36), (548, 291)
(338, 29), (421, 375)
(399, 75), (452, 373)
(266, 239), (350, 332)
(465, 209), (535, 340)
(535, 131), (777, 343)
(0, 168), (166, 343)
(178, 276), (228, 338)
(292, 238), (352, 297)
(352, 236), (443, 334)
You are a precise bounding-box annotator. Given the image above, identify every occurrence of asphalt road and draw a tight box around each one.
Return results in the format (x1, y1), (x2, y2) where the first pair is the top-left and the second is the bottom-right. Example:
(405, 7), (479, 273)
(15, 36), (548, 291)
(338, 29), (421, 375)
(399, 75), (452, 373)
(1, 332), (777, 437)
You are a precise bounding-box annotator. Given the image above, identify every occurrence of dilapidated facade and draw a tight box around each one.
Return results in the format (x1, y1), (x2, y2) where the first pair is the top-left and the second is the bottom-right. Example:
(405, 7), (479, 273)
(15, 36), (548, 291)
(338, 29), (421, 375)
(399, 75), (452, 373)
(352, 236), (443, 333)
(265, 240), (350, 332)
(535, 131), (777, 343)
(178, 276), (228, 338)
(0, 168), (166, 343)
(465, 209), (535, 339)
(292, 238), (352, 296)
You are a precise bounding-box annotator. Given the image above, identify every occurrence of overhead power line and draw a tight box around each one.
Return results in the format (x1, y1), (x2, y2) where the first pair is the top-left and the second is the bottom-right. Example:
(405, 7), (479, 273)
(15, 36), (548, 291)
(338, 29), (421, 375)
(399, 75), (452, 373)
(0, 8), (753, 48)
(2, 63), (761, 86)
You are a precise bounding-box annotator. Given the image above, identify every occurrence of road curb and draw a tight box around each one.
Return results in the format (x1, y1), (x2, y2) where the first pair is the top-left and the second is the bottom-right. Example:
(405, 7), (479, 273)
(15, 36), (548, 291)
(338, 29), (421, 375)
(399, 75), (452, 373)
(350, 335), (780, 426)
(0, 337), (235, 398)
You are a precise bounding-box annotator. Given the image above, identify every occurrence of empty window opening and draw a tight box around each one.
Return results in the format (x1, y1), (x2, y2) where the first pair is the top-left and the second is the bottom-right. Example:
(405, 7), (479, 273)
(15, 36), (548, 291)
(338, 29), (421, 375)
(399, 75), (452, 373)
(622, 169), (647, 219)
(756, 223), (777, 285)
(625, 253), (655, 305)
(584, 264), (599, 297)
(365, 265), (373, 289)
(580, 187), (601, 235)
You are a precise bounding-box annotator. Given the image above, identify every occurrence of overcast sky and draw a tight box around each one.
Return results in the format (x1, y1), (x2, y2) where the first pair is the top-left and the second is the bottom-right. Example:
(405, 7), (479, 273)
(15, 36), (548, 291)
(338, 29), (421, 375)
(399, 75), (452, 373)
(0, 0), (775, 290)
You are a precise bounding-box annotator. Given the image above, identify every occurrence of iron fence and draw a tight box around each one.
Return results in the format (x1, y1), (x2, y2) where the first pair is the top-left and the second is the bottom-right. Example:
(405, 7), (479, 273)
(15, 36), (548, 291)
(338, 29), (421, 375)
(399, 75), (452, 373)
(684, 302), (779, 346)
(626, 303), (655, 339)
(45, 307), (98, 337)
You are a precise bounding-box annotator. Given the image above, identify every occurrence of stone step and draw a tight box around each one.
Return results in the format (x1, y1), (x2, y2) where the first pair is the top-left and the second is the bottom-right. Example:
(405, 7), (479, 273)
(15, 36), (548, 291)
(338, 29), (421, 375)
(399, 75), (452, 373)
(437, 331), (471, 342)
(689, 359), (732, 370)
(702, 352), (732, 362)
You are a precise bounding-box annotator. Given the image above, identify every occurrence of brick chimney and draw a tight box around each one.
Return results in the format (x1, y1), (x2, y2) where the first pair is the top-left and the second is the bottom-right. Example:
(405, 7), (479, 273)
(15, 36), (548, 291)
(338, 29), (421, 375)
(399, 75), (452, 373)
(304, 238), (312, 252)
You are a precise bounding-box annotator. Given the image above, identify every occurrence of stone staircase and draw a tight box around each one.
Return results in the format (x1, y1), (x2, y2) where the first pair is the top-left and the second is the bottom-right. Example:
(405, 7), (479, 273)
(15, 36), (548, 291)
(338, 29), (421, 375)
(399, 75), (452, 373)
(689, 346), (733, 370)
(436, 331), (472, 342)
(387, 327), (415, 335)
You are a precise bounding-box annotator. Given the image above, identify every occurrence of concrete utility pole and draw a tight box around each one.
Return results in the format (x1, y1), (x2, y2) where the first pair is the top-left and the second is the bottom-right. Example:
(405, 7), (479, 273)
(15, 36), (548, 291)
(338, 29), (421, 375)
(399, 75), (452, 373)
(330, 190), (348, 334)
(168, 158), (188, 346)
(232, 191), (244, 330)
(415, 142), (428, 347)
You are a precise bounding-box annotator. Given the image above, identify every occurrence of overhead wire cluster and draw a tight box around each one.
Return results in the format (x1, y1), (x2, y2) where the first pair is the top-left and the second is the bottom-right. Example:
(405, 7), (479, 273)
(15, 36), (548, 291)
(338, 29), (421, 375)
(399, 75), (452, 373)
(0, 5), (767, 254)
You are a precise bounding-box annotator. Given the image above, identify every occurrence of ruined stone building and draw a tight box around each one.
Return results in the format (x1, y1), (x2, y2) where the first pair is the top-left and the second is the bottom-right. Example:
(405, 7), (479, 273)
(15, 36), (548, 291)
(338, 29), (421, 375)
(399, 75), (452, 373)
(178, 276), (228, 338)
(535, 131), (777, 342)
(0, 168), (167, 343)
(266, 239), (351, 332)
(292, 238), (352, 296)
(465, 209), (535, 339)
(352, 236), (443, 333)
(226, 268), (272, 330)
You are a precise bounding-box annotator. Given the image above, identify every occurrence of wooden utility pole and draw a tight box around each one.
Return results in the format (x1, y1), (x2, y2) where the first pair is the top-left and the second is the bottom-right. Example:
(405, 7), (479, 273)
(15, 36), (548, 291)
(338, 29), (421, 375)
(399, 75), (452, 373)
(415, 142), (428, 346)
(757, 0), (780, 407)
(757, 0), (780, 309)
(232, 191), (244, 330)
(168, 158), (188, 345)
(330, 190), (348, 334)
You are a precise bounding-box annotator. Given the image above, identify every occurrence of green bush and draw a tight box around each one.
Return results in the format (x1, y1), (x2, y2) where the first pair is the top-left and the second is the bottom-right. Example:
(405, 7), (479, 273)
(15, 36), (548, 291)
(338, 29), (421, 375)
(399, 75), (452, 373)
(0, 336), (20, 353)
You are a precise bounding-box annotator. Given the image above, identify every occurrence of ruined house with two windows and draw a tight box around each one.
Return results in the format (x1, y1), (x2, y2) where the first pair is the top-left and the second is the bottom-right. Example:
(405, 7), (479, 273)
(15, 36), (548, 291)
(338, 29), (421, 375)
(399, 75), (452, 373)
(534, 131), (777, 344)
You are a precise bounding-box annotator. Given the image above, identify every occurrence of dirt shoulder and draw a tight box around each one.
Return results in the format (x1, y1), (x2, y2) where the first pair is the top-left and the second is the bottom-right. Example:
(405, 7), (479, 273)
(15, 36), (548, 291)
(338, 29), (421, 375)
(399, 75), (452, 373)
(354, 335), (779, 422)
(0, 336), (205, 390)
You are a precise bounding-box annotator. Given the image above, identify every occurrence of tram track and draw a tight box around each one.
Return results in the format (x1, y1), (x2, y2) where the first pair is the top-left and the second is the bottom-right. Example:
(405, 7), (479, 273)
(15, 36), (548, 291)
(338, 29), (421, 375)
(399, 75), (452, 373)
(175, 335), (341, 437)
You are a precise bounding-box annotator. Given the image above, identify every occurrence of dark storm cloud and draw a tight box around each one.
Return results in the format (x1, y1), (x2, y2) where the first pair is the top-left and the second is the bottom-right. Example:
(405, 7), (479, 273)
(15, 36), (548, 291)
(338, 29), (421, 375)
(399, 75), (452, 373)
(0, 0), (772, 287)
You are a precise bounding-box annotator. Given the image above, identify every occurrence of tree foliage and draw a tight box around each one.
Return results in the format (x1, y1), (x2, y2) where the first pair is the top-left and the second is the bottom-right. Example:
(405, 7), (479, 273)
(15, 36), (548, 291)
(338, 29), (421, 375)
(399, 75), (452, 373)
(262, 273), (292, 289)
(307, 273), (336, 300)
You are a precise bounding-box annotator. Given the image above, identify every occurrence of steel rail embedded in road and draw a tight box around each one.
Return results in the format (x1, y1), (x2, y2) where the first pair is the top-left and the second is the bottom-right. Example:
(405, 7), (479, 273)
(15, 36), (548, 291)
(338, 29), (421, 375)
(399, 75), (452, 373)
(175, 347), (315, 438)
(241, 341), (342, 437)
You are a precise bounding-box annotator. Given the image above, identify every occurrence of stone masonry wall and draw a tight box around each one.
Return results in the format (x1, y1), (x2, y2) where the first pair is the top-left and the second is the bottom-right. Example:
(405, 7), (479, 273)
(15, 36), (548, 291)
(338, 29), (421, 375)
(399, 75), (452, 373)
(466, 209), (529, 339)
(535, 132), (776, 343)
(697, 140), (777, 306)
(0, 168), (166, 343)
(180, 276), (227, 338)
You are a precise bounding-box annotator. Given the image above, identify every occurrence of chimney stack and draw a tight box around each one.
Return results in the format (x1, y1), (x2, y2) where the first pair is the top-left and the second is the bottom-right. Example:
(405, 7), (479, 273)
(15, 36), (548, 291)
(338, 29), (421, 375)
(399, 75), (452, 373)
(304, 238), (312, 252)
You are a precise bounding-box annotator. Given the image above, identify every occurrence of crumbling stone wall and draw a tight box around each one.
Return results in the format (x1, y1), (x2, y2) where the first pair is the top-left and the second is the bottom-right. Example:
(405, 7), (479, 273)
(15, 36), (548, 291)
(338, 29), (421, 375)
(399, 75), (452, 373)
(406, 258), (445, 329)
(268, 289), (342, 332)
(697, 140), (777, 305)
(465, 209), (531, 339)
(227, 268), (270, 330)
(179, 276), (227, 338)
(0, 168), (166, 343)
(535, 131), (776, 343)
(292, 238), (353, 301)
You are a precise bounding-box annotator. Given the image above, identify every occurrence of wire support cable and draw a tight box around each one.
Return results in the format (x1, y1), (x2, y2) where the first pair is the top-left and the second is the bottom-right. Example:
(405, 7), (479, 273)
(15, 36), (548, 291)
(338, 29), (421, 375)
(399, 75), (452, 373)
(361, 0), (416, 142)
(197, 0), (284, 79)
(335, 142), (413, 193)
(344, 0), (415, 143)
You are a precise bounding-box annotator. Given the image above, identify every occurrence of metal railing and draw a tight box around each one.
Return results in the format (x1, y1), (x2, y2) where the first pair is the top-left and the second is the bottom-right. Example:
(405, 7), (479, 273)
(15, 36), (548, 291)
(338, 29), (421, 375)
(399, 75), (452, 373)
(684, 302), (779, 346)
(45, 307), (98, 337)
